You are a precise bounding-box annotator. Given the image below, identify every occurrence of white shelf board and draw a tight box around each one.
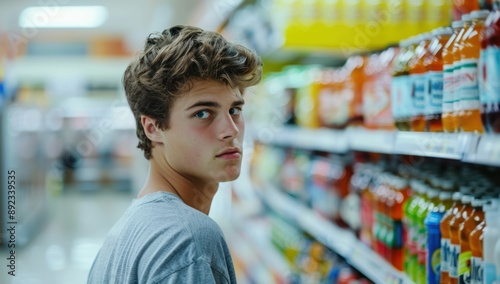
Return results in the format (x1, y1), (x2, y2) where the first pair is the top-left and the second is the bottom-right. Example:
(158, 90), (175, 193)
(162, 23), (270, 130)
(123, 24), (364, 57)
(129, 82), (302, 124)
(252, 127), (349, 153)
(254, 126), (500, 166)
(256, 184), (414, 284)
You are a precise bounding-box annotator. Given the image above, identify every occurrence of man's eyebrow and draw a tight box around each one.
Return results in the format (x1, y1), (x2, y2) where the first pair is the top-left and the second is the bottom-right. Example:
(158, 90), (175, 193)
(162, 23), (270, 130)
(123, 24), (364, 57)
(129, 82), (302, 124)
(232, 99), (245, 106)
(186, 101), (221, 111)
(186, 99), (245, 110)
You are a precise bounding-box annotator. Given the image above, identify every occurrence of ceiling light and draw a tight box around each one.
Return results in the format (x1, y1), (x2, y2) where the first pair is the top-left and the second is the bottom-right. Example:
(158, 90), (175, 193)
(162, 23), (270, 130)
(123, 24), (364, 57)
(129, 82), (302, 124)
(19, 6), (107, 28)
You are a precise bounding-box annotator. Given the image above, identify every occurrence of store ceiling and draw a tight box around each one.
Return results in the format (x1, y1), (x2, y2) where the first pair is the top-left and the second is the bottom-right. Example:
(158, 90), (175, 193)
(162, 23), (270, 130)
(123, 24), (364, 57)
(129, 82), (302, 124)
(0, 0), (236, 50)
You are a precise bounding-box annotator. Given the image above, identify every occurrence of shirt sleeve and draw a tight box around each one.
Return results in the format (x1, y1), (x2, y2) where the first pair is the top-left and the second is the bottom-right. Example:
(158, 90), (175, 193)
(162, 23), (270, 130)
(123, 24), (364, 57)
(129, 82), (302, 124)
(155, 258), (230, 284)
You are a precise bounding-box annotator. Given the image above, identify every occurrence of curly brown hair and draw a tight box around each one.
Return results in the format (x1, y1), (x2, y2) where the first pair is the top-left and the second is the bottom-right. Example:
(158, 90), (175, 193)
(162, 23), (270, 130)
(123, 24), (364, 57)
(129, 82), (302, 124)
(123, 25), (263, 160)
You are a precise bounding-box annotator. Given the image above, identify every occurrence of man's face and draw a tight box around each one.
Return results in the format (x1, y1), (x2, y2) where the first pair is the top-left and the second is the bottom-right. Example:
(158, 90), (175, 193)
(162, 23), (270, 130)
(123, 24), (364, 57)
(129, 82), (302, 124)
(158, 80), (245, 184)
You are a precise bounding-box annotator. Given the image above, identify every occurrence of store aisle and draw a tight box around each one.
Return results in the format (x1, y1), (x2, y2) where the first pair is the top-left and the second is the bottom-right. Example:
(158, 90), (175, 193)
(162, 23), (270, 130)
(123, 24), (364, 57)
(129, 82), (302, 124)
(0, 188), (133, 284)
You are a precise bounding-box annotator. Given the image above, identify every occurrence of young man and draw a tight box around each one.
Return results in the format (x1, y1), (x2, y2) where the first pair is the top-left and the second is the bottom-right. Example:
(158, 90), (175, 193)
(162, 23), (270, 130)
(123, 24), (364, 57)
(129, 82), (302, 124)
(88, 25), (262, 283)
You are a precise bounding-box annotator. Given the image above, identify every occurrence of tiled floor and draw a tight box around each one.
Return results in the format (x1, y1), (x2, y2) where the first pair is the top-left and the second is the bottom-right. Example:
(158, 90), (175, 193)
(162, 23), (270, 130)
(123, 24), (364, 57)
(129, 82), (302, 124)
(0, 188), (133, 284)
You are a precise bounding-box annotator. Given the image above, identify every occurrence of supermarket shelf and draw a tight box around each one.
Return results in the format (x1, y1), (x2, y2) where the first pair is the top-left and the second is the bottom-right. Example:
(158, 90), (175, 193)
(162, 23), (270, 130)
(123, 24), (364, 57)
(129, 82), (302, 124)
(255, 184), (414, 284)
(349, 128), (396, 154)
(230, 204), (290, 283)
(252, 126), (349, 153)
(254, 126), (500, 166)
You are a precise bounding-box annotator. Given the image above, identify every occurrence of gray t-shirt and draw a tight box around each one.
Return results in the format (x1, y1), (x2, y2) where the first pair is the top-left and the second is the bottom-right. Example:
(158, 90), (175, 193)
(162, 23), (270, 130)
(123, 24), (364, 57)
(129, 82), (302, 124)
(87, 191), (237, 284)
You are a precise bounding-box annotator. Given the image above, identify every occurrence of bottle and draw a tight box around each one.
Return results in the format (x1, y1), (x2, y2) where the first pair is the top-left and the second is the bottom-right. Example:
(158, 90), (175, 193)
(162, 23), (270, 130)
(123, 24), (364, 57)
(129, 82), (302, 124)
(425, 27), (454, 132)
(387, 176), (410, 271)
(441, 191), (464, 284)
(459, 197), (485, 284)
(452, 15), (473, 132)
(425, 190), (453, 284)
(483, 197), (500, 284)
(449, 193), (475, 284)
(416, 185), (438, 284)
(452, 0), (480, 21)
(470, 210), (486, 284)
(480, 3), (500, 133)
(410, 33), (433, 132)
(457, 10), (490, 133)
(392, 39), (413, 131)
(405, 179), (424, 281)
(443, 21), (464, 133)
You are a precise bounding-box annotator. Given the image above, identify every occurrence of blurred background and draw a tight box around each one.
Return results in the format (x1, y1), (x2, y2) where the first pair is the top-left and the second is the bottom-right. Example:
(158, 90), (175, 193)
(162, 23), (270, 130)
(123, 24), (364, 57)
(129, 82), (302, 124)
(1, 0), (500, 284)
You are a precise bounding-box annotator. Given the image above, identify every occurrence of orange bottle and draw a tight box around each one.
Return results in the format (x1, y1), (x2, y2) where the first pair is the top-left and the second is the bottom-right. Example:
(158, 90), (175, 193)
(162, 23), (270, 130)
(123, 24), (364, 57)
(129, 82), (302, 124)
(442, 21), (463, 133)
(448, 194), (474, 284)
(458, 197), (485, 283)
(452, 15), (473, 132)
(425, 27), (453, 132)
(387, 176), (410, 271)
(457, 10), (489, 133)
(409, 33), (432, 132)
(452, 0), (480, 21)
(469, 218), (485, 284)
(440, 191), (464, 284)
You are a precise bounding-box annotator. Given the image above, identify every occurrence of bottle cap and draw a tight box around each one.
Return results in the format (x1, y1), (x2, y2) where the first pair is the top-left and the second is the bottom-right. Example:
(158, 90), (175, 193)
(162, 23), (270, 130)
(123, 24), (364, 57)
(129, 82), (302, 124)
(472, 198), (488, 208)
(452, 20), (464, 29)
(452, 192), (462, 201)
(439, 191), (453, 200)
(427, 187), (439, 199)
(461, 195), (473, 204)
(470, 10), (491, 20)
(461, 14), (472, 22)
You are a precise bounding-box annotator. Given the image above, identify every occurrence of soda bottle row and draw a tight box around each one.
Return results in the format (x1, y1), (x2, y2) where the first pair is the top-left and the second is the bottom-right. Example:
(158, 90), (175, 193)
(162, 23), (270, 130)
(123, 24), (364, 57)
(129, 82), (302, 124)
(354, 160), (500, 284)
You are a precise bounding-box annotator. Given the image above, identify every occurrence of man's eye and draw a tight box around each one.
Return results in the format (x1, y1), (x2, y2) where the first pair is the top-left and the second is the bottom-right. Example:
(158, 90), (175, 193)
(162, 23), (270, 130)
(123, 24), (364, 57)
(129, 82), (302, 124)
(229, 107), (242, 116)
(195, 110), (211, 119)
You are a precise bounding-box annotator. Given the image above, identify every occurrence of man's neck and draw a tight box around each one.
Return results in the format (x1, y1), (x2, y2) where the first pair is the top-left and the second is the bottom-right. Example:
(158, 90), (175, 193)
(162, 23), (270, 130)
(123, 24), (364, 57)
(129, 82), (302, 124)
(137, 157), (218, 215)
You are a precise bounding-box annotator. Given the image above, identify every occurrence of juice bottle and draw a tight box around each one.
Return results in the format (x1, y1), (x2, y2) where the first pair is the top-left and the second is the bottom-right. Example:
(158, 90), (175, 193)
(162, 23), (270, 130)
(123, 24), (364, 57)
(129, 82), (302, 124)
(443, 21), (464, 133)
(470, 217), (486, 284)
(425, 190), (453, 284)
(387, 176), (410, 271)
(480, 2), (500, 133)
(392, 39), (411, 130)
(441, 191), (464, 284)
(452, 15), (473, 132)
(457, 10), (490, 133)
(483, 197), (500, 284)
(449, 193), (475, 284)
(459, 197), (486, 284)
(452, 0), (480, 21)
(405, 179), (424, 281)
(410, 33), (433, 132)
(416, 185), (438, 284)
(425, 27), (454, 132)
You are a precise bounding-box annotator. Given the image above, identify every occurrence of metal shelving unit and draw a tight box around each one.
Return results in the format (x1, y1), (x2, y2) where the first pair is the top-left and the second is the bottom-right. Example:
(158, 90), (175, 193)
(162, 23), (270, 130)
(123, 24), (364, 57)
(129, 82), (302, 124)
(256, 184), (414, 284)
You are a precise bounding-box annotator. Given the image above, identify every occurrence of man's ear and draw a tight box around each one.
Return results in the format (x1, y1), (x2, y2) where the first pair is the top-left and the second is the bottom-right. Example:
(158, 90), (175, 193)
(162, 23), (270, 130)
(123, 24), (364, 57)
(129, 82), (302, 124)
(141, 115), (163, 143)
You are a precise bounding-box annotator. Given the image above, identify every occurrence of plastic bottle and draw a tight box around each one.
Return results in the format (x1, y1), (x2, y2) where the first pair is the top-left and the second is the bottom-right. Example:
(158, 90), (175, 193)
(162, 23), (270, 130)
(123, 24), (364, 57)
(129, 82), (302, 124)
(443, 21), (464, 133)
(452, 15), (473, 132)
(470, 200), (487, 284)
(452, 0), (480, 21)
(480, 2), (500, 133)
(449, 193), (475, 284)
(416, 185), (438, 284)
(459, 197), (486, 284)
(441, 191), (464, 284)
(457, 10), (490, 133)
(387, 176), (410, 271)
(392, 39), (412, 131)
(410, 33), (433, 132)
(425, 27), (454, 132)
(425, 190), (453, 284)
(405, 179), (424, 281)
(483, 197), (500, 284)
